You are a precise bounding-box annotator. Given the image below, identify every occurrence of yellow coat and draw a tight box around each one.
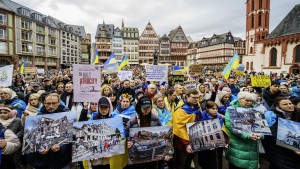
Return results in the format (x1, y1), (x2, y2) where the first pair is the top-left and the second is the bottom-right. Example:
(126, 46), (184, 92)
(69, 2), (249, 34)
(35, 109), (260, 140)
(172, 107), (196, 141)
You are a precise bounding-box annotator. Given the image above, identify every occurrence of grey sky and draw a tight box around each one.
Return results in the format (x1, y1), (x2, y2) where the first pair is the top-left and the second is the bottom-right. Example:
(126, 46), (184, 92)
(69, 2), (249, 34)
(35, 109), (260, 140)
(14, 0), (299, 42)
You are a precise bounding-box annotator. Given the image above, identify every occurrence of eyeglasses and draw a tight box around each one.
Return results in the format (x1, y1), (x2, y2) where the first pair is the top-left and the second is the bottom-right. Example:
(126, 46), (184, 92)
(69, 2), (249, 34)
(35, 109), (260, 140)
(44, 102), (58, 106)
(243, 99), (253, 103)
(190, 97), (199, 100)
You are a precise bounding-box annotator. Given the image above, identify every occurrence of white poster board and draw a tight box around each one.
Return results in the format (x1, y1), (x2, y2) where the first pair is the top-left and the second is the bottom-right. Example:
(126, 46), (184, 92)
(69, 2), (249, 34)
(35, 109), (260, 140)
(0, 65), (13, 87)
(183, 81), (197, 90)
(145, 65), (168, 81)
(37, 69), (45, 74)
(118, 71), (133, 81)
(73, 64), (101, 102)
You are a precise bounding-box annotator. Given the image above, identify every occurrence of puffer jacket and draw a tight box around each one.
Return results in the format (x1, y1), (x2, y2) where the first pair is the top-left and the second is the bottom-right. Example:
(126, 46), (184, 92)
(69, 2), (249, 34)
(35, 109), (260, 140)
(224, 100), (262, 169)
(263, 106), (300, 169)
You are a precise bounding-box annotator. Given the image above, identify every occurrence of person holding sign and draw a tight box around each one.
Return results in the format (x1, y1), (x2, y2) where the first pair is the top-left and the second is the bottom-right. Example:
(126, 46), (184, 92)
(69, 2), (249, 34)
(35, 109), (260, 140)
(264, 97), (300, 169)
(224, 92), (262, 169)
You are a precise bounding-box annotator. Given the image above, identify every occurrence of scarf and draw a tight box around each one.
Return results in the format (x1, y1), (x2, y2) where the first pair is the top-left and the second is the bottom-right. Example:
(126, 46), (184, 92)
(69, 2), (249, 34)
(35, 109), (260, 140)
(181, 103), (201, 121)
(0, 118), (15, 129)
(164, 97), (176, 114)
(25, 104), (38, 116)
(156, 107), (172, 126)
(276, 107), (293, 120)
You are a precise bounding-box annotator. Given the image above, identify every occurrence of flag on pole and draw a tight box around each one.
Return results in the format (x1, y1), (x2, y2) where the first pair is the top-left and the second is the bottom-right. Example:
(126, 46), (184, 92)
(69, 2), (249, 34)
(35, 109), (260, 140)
(118, 55), (129, 71)
(104, 53), (116, 65)
(92, 49), (99, 65)
(221, 53), (240, 80)
(19, 60), (26, 74)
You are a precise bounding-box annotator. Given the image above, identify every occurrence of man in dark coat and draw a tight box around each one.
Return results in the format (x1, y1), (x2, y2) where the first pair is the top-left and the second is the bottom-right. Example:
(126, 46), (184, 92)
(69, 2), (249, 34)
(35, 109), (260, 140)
(117, 80), (135, 101)
(60, 82), (74, 110)
(263, 81), (282, 107)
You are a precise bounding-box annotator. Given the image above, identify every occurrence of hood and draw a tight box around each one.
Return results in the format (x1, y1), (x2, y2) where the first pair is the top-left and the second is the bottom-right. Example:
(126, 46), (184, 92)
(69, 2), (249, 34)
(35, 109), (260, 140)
(98, 96), (113, 117)
(215, 91), (228, 106)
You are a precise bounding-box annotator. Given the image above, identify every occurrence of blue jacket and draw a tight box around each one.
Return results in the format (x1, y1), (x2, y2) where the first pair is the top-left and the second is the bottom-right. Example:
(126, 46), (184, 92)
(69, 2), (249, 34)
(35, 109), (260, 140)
(4, 97), (26, 118)
(111, 104), (137, 118)
(291, 86), (300, 97)
(201, 110), (223, 126)
(228, 85), (240, 96)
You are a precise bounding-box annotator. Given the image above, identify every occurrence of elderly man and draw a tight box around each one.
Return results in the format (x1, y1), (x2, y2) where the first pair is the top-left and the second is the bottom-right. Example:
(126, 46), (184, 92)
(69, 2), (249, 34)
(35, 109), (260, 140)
(145, 84), (157, 101)
(28, 93), (71, 169)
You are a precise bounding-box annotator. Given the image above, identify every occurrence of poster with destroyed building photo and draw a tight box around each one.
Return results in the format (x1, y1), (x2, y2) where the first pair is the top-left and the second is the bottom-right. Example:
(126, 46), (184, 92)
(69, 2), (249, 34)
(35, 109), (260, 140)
(72, 117), (125, 162)
(227, 107), (272, 135)
(128, 126), (173, 165)
(276, 118), (300, 152)
(22, 111), (78, 155)
(187, 119), (226, 152)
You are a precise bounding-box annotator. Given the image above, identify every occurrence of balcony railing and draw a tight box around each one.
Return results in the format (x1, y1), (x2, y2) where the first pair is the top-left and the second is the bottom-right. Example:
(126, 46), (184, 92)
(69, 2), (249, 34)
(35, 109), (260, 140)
(36, 30), (45, 34)
(21, 26), (32, 31)
(0, 35), (7, 39)
(36, 51), (45, 55)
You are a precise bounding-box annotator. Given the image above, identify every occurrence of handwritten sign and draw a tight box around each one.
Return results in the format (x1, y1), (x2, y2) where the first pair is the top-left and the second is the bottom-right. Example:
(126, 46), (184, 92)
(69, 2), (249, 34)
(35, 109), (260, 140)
(183, 81), (197, 90)
(25, 67), (37, 74)
(190, 64), (202, 74)
(251, 75), (271, 88)
(145, 65), (168, 81)
(168, 75), (186, 86)
(73, 64), (101, 102)
(0, 65), (13, 87)
(118, 71), (133, 81)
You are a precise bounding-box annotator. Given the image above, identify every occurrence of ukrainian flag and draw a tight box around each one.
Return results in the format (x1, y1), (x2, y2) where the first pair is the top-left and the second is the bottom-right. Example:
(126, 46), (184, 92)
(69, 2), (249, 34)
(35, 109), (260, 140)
(19, 60), (26, 74)
(104, 53), (117, 65)
(92, 48), (99, 65)
(222, 53), (240, 79)
(173, 66), (189, 76)
(118, 55), (129, 71)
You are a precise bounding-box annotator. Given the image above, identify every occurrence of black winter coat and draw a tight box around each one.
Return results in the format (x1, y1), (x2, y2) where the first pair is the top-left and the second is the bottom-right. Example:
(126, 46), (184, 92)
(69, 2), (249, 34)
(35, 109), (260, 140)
(7, 118), (23, 140)
(263, 106), (300, 169)
(262, 87), (282, 107)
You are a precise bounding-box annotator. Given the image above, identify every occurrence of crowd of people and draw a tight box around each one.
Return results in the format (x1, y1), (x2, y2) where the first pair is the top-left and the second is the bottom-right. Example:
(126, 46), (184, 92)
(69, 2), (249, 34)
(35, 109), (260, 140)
(0, 66), (300, 169)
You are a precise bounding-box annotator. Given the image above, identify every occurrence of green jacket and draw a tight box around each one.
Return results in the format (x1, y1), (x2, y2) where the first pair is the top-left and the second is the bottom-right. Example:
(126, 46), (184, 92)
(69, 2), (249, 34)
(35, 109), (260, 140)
(224, 100), (263, 169)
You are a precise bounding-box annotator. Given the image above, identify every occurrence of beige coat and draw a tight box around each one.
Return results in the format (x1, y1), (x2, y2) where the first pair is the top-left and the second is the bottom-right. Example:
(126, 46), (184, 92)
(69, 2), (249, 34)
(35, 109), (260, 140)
(2, 129), (21, 155)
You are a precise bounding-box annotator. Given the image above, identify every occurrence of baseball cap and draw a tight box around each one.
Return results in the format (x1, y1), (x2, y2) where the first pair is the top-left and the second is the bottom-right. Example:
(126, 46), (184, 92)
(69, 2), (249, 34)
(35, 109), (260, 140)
(140, 97), (152, 108)
(32, 82), (41, 87)
(98, 97), (109, 107)
(43, 78), (50, 82)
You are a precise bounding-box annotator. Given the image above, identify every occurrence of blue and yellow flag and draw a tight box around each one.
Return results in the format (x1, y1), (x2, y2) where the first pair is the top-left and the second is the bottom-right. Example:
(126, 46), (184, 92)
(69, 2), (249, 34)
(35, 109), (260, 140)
(104, 53), (116, 65)
(118, 55), (129, 71)
(235, 64), (245, 76)
(173, 66), (189, 77)
(19, 60), (26, 74)
(92, 49), (99, 65)
(222, 53), (239, 79)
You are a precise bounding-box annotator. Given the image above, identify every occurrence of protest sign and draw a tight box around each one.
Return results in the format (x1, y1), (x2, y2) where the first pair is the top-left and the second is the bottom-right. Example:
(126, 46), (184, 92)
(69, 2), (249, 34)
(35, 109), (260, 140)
(73, 64), (101, 102)
(72, 117), (125, 162)
(128, 126), (173, 164)
(0, 65), (13, 87)
(251, 75), (271, 88)
(276, 118), (300, 152)
(187, 119), (226, 152)
(168, 75), (185, 86)
(37, 68), (45, 74)
(118, 71), (133, 81)
(25, 67), (37, 74)
(189, 64), (202, 74)
(227, 107), (272, 135)
(145, 65), (168, 81)
(22, 111), (78, 155)
(183, 81), (197, 90)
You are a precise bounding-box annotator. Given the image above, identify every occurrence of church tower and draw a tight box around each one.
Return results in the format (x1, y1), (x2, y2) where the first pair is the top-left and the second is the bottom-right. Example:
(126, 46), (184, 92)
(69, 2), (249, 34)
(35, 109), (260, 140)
(246, 0), (270, 55)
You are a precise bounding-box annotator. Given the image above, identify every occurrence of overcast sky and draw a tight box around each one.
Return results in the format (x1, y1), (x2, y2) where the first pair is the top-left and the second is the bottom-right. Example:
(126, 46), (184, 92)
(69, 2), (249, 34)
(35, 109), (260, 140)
(14, 0), (299, 42)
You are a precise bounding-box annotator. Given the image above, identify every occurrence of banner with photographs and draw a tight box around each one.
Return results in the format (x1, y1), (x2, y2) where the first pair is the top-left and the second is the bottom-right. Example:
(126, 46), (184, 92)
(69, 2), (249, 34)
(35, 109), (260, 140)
(227, 107), (272, 135)
(72, 117), (125, 162)
(187, 119), (226, 152)
(128, 126), (173, 164)
(22, 111), (78, 155)
(73, 64), (101, 102)
(0, 64), (13, 87)
(145, 65), (168, 82)
(276, 118), (300, 152)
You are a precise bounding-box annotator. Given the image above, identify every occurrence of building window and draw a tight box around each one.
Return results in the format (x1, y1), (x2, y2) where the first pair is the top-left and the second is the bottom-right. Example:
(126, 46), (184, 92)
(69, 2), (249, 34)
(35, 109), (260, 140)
(246, 62), (249, 70)
(36, 35), (45, 43)
(295, 45), (300, 62)
(250, 62), (253, 70)
(0, 28), (6, 39)
(258, 12), (262, 27)
(21, 31), (32, 41)
(34, 14), (42, 21)
(0, 13), (6, 25)
(259, 0), (263, 9)
(36, 25), (45, 34)
(251, 0), (255, 11)
(21, 19), (32, 30)
(251, 15), (254, 28)
(20, 8), (30, 16)
(265, 12), (269, 27)
(250, 47), (253, 54)
(270, 48), (277, 66)
(21, 42), (32, 52)
(0, 42), (7, 54)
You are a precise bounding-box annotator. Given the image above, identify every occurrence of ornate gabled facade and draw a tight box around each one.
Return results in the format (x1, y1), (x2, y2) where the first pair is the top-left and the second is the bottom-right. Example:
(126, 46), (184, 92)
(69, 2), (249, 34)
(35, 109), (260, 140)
(242, 3), (300, 74)
(192, 32), (245, 70)
(168, 26), (189, 66)
(70, 25), (91, 64)
(187, 41), (197, 66)
(95, 22), (113, 64)
(138, 22), (160, 64)
(0, 2), (16, 68)
(121, 21), (139, 65)
(159, 34), (170, 64)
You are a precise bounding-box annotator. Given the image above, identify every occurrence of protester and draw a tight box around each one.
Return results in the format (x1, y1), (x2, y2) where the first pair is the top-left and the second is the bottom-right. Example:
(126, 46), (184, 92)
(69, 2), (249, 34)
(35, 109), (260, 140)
(100, 84), (114, 97)
(264, 97), (300, 169)
(0, 88), (26, 118)
(117, 80), (135, 100)
(60, 82), (74, 110)
(152, 94), (172, 126)
(144, 84), (157, 101)
(262, 81), (282, 107)
(224, 91), (262, 169)
(164, 89), (177, 114)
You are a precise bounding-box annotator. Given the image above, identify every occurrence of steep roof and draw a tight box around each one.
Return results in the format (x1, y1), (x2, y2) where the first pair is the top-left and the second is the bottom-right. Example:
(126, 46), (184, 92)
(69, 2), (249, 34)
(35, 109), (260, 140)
(95, 22), (114, 38)
(168, 25), (188, 42)
(0, 0), (13, 12)
(268, 4), (300, 38)
(198, 32), (235, 48)
(160, 34), (169, 42)
(69, 25), (87, 38)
